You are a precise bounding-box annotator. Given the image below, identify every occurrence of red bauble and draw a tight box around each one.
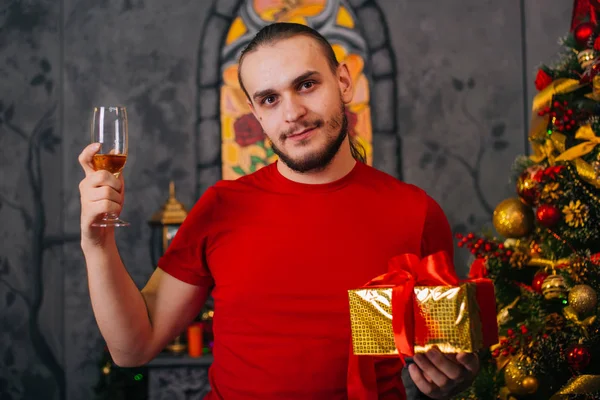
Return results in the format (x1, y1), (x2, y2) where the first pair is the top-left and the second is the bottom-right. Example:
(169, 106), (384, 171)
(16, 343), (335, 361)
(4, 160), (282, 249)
(574, 22), (595, 46)
(536, 204), (561, 228)
(532, 271), (549, 293)
(516, 166), (543, 206)
(566, 344), (591, 371)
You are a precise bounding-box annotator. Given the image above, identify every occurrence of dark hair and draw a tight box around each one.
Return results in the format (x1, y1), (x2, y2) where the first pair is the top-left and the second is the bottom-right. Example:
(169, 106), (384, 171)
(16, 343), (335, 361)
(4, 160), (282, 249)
(237, 22), (366, 163)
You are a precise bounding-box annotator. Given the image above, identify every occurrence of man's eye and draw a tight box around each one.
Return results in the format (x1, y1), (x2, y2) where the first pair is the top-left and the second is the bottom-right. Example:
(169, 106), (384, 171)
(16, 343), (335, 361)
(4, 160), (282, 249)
(301, 81), (314, 90)
(263, 96), (276, 105)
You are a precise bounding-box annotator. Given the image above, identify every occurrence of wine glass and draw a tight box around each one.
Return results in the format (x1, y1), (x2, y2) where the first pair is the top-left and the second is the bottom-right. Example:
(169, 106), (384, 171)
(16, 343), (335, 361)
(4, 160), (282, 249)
(90, 106), (130, 227)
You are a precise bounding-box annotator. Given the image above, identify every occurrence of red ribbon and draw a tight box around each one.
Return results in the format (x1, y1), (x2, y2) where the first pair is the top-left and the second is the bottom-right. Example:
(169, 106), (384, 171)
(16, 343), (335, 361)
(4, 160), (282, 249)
(466, 263), (499, 349)
(468, 258), (488, 279)
(347, 251), (499, 399)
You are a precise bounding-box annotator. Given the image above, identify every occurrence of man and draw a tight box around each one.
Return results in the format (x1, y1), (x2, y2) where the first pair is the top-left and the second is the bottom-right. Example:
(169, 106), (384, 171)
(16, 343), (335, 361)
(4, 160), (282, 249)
(78, 22), (479, 399)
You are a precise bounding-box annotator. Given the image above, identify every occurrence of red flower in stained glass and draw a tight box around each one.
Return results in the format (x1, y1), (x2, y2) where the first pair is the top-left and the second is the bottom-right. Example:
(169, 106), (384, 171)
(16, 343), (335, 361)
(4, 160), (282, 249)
(234, 113), (265, 147)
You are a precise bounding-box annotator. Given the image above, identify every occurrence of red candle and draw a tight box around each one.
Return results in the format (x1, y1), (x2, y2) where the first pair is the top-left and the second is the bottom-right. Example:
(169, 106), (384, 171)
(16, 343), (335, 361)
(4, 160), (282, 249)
(187, 322), (203, 357)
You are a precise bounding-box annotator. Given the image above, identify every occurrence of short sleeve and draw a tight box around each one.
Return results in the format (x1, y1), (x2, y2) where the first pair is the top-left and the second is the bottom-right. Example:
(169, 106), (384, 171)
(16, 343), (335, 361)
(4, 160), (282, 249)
(157, 187), (218, 288)
(420, 195), (454, 260)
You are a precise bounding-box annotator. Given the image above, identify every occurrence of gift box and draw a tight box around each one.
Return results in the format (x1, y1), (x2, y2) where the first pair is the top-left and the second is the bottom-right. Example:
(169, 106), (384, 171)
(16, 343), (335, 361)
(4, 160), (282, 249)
(347, 252), (499, 356)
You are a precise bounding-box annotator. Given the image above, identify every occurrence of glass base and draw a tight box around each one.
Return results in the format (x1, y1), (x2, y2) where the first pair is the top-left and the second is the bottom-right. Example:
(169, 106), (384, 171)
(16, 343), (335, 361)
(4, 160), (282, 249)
(91, 213), (130, 227)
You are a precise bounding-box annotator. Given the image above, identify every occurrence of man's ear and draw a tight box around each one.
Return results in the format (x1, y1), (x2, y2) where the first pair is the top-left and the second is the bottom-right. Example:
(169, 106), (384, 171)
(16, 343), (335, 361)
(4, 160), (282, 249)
(337, 62), (354, 104)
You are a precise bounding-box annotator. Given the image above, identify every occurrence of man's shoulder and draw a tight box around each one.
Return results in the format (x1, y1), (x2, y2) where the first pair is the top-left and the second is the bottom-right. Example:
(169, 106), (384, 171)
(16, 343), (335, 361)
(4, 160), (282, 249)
(206, 163), (274, 196)
(187, 166), (272, 220)
(358, 162), (427, 198)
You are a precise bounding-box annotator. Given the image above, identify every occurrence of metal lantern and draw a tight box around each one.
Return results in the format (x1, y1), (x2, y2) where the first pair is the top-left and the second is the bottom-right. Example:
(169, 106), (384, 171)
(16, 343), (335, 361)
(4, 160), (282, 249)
(148, 181), (188, 268)
(148, 181), (188, 354)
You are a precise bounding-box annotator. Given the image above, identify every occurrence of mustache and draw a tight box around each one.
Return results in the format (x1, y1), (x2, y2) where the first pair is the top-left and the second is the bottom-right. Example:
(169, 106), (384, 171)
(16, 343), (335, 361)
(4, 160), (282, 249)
(280, 119), (324, 139)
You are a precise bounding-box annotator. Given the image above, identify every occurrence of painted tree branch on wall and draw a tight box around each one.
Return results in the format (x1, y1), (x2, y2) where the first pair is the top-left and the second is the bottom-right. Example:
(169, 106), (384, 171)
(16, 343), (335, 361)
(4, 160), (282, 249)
(0, 59), (78, 400)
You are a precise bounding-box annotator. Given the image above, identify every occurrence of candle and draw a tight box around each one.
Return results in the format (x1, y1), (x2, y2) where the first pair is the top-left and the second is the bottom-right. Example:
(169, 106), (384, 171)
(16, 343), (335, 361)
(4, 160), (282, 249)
(187, 322), (203, 358)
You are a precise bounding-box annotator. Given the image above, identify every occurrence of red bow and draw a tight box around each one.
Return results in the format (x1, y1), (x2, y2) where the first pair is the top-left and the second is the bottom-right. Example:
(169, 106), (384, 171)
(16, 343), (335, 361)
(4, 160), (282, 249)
(362, 252), (460, 357)
(468, 258), (488, 279)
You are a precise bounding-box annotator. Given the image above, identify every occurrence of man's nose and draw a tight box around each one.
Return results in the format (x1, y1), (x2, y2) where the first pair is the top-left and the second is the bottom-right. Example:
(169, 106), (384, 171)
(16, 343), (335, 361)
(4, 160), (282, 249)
(283, 95), (307, 123)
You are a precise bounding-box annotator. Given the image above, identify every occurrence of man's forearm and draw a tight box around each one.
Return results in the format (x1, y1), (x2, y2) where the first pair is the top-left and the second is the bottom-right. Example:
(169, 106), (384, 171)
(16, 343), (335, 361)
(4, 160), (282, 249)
(83, 237), (153, 366)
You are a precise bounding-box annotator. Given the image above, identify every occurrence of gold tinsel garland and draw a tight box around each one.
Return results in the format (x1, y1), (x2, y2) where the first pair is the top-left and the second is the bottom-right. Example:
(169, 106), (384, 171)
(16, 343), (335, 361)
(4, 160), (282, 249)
(550, 375), (600, 399)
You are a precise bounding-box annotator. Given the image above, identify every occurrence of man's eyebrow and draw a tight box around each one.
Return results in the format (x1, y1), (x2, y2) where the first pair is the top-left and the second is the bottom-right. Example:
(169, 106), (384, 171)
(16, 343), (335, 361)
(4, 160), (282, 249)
(290, 70), (320, 87)
(252, 70), (321, 103)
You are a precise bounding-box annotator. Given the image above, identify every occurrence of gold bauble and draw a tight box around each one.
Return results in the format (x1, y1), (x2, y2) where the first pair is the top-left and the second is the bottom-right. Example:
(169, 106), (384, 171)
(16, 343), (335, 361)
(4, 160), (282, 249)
(493, 198), (534, 238)
(504, 358), (535, 396)
(521, 376), (539, 394)
(568, 284), (598, 315)
(542, 274), (569, 300)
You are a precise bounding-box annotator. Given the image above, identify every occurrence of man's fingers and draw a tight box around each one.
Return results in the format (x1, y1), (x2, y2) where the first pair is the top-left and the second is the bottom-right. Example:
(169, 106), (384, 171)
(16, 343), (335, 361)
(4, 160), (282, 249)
(408, 363), (438, 395)
(456, 352), (479, 375)
(422, 369), (434, 383)
(413, 351), (451, 389)
(78, 143), (101, 176)
(88, 199), (122, 216)
(423, 347), (465, 381)
(84, 170), (122, 192)
(87, 186), (123, 204)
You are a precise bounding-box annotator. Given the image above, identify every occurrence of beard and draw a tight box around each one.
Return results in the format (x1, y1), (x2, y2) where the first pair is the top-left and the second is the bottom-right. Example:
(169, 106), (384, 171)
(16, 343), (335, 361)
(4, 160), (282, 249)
(269, 104), (348, 174)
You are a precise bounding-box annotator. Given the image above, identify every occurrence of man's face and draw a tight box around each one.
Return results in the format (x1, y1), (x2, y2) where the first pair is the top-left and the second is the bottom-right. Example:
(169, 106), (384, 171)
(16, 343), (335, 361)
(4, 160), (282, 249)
(240, 36), (353, 173)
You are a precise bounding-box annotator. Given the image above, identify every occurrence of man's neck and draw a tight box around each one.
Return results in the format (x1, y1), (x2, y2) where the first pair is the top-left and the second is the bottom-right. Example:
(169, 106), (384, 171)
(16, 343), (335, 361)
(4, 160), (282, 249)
(276, 143), (357, 185)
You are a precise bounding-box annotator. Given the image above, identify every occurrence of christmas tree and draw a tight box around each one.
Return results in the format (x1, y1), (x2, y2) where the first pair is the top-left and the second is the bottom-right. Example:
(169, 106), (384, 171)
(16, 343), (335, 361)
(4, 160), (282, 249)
(453, 3), (600, 399)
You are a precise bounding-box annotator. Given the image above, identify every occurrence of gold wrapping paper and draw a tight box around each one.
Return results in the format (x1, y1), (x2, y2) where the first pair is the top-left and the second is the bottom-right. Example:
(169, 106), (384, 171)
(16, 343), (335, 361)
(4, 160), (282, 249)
(348, 283), (483, 355)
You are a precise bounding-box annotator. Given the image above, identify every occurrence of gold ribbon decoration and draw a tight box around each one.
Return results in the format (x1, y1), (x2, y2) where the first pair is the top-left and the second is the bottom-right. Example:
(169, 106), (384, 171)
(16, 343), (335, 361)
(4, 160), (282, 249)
(531, 78), (583, 112)
(574, 158), (600, 188)
(551, 132), (567, 153)
(550, 375), (600, 399)
(556, 125), (600, 161)
(563, 306), (597, 338)
(585, 75), (600, 101)
(527, 76), (600, 187)
(530, 132), (567, 165)
(527, 256), (571, 269)
(528, 78), (583, 164)
(529, 110), (550, 141)
(529, 79), (582, 139)
(530, 137), (557, 164)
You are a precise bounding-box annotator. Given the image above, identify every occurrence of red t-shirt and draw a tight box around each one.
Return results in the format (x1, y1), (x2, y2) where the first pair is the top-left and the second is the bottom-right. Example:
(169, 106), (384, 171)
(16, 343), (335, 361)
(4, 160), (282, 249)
(158, 160), (454, 400)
